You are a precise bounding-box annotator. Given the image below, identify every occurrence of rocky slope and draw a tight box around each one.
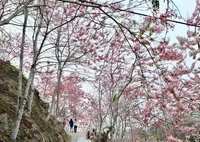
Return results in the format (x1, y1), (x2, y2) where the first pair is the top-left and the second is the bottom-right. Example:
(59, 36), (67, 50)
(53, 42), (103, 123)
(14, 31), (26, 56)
(0, 60), (70, 142)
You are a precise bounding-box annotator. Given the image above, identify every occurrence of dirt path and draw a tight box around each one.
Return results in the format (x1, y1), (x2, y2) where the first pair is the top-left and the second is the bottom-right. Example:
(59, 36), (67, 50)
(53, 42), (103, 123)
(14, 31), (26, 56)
(67, 132), (91, 142)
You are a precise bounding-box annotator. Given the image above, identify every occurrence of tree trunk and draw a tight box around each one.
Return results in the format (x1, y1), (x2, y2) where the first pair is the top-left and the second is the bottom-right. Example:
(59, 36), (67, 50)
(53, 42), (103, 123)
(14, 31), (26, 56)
(46, 67), (62, 120)
(55, 68), (62, 117)
(12, 1), (29, 141)
(17, 0), (29, 114)
(46, 57), (62, 120)
(28, 83), (34, 116)
(46, 95), (56, 121)
(11, 69), (34, 141)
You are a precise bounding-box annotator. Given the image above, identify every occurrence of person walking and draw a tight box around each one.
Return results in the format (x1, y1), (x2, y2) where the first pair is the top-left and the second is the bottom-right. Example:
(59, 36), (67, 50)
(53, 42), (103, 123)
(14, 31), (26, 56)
(69, 118), (74, 132)
(74, 119), (78, 133)
(63, 118), (67, 131)
(86, 130), (90, 139)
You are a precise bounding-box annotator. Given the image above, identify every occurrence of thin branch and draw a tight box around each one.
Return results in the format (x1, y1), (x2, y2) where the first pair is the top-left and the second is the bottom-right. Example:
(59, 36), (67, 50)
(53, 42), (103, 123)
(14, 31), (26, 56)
(58, 0), (200, 28)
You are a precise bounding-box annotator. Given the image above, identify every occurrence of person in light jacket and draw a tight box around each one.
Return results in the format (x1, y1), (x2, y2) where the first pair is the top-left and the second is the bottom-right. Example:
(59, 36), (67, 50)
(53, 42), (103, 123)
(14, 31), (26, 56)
(73, 119), (78, 133)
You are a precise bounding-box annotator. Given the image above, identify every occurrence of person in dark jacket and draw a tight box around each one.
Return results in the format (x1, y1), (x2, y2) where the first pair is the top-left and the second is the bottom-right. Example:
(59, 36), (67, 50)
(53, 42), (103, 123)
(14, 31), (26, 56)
(69, 119), (74, 132)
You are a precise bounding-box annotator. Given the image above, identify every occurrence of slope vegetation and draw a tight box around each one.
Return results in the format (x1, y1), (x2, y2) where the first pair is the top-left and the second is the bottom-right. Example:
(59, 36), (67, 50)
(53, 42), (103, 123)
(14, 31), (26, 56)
(0, 60), (70, 142)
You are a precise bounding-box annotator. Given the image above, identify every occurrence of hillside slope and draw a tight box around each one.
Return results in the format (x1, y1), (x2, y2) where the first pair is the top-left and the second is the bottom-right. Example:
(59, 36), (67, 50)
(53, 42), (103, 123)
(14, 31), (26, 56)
(0, 60), (70, 142)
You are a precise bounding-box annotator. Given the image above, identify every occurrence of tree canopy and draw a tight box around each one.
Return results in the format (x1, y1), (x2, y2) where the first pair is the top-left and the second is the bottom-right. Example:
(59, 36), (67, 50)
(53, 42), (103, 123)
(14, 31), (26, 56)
(0, 0), (199, 141)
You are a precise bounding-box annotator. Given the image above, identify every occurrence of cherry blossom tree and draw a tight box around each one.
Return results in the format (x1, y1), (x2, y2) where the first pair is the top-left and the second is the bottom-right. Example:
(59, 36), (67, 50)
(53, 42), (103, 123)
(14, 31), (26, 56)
(11, 0), (86, 140)
(0, 0), (199, 141)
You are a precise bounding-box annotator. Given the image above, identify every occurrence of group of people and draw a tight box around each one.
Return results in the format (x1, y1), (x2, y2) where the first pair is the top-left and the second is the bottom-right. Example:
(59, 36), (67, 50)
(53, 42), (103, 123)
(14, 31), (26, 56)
(63, 118), (78, 133)
(86, 129), (96, 139)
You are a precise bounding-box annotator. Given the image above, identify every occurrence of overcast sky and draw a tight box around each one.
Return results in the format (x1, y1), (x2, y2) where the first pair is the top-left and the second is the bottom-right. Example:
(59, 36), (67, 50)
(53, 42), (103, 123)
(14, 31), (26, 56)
(167, 0), (196, 39)
(173, 0), (196, 18)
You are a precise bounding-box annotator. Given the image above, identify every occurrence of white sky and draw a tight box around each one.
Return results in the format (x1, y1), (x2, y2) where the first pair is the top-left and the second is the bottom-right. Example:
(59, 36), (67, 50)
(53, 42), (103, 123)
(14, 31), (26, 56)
(167, 0), (196, 39)
(174, 0), (196, 17)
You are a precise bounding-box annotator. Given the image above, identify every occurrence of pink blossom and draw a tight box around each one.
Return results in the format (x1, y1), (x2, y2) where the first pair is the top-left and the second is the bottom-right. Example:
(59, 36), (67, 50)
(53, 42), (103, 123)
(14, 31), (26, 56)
(176, 36), (187, 45)
(187, 31), (195, 37)
(167, 135), (183, 142)
(182, 126), (196, 134)
(79, 28), (85, 36)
